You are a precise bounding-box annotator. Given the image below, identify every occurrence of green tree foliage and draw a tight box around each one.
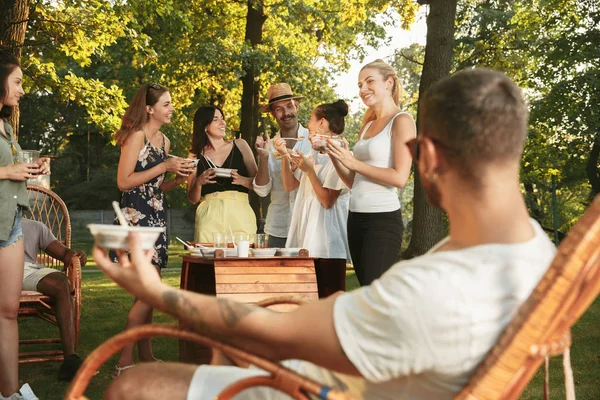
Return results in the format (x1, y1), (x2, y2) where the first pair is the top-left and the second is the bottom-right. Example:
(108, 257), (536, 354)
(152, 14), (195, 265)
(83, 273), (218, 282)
(453, 0), (599, 236)
(391, 42), (424, 114)
(18, 0), (418, 209)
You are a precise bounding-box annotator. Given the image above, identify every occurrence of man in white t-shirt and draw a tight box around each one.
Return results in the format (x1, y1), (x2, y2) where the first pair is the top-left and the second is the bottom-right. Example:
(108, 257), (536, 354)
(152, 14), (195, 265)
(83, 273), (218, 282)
(94, 68), (556, 400)
(21, 219), (87, 382)
(253, 83), (312, 248)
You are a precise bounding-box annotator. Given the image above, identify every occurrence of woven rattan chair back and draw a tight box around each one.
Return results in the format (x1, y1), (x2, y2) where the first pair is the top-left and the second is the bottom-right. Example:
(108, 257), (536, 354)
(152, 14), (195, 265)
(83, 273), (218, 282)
(23, 185), (72, 270)
(455, 196), (600, 399)
(65, 297), (354, 400)
(19, 185), (81, 364)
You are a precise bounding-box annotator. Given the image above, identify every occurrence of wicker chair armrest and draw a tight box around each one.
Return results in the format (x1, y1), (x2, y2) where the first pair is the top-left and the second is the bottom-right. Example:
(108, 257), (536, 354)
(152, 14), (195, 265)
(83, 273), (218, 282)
(64, 254), (81, 277)
(64, 256), (82, 311)
(530, 329), (571, 357)
(255, 295), (307, 308)
(65, 324), (354, 400)
(64, 255), (82, 350)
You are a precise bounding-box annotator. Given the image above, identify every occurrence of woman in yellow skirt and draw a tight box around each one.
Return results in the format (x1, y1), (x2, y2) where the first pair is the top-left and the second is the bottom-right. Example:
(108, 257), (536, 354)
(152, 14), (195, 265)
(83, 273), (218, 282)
(187, 106), (257, 242)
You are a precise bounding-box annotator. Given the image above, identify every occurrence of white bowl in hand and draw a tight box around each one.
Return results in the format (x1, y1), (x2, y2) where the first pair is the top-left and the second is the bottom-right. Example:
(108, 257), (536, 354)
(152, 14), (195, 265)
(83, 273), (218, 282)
(88, 224), (164, 250)
(312, 137), (343, 152)
(214, 168), (234, 178)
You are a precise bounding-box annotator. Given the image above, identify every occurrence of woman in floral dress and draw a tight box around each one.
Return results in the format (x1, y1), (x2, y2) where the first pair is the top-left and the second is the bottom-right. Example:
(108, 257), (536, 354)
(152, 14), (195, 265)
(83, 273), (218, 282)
(112, 83), (194, 376)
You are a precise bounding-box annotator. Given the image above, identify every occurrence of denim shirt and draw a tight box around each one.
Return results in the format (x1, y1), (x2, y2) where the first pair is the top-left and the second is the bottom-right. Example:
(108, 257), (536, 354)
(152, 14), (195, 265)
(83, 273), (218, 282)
(0, 120), (28, 240)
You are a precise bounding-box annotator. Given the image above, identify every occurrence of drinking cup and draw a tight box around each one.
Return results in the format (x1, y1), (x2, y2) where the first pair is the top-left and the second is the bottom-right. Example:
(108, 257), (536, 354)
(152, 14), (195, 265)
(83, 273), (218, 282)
(213, 232), (226, 249)
(226, 233), (235, 248)
(237, 240), (250, 257)
(17, 150), (40, 164)
(254, 233), (268, 249)
(234, 232), (249, 245)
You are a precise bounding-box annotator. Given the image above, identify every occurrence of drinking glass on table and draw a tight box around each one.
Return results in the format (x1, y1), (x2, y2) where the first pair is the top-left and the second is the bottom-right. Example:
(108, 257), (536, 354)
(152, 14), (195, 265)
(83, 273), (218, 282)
(237, 239), (250, 257)
(234, 232), (249, 245)
(226, 233), (236, 248)
(213, 232), (226, 249)
(254, 233), (268, 249)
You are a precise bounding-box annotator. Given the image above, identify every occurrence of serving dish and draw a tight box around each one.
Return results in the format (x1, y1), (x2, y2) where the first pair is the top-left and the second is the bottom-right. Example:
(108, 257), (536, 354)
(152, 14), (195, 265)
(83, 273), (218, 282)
(201, 247), (238, 257)
(277, 247), (302, 256)
(251, 248), (278, 257)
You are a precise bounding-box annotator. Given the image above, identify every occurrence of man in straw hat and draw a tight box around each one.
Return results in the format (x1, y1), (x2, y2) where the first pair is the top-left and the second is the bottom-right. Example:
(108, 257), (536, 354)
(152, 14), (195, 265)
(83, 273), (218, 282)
(253, 83), (312, 248)
(94, 68), (555, 399)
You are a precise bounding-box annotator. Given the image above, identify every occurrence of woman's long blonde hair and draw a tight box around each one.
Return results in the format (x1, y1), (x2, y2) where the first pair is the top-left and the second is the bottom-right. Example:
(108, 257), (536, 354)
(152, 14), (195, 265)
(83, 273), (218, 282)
(360, 59), (403, 129)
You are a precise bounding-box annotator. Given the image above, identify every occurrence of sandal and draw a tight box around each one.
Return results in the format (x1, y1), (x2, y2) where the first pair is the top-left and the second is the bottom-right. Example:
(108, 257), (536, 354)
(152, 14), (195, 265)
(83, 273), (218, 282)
(113, 364), (135, 378)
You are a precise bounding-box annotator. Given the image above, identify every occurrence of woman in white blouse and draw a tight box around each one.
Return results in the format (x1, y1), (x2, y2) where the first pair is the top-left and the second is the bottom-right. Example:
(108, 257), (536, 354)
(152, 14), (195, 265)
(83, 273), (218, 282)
(274, 100), (351, 296)
(328, 59), (415, 286)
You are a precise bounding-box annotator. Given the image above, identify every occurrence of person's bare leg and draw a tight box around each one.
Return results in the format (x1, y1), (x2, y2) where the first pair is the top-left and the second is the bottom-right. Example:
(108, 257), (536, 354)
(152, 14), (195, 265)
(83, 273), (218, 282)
(137, 306), (155, 362)
(137, 266), (160, 363)
(210, 349), (249, 368)
(0, 240), (24, 397)
(105, 362), (197, 400)
(117, 299), (153, 367)
(36, 272), (76, 355)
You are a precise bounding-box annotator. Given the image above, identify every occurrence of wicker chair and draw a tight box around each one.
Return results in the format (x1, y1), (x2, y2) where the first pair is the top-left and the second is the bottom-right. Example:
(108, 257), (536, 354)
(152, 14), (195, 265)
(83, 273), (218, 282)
(66, 197), (600, 399)
(18, 185), (82, 364)
(455, 195), (600, 399)
(65, 296), (353, 400)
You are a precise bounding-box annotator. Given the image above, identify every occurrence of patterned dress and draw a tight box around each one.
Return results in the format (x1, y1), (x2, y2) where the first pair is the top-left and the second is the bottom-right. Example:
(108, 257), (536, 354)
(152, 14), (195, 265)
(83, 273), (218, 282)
(113, 136), (168, 268)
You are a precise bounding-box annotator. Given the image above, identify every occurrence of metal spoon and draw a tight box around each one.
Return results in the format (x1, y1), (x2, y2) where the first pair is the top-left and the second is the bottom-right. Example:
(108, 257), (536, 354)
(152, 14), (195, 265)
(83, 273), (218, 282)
(175, 237), (194, 250)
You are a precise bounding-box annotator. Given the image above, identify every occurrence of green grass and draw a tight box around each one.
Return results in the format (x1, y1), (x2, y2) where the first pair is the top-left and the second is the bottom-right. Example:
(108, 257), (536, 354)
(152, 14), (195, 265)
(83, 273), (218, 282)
(17, 244), (600, 399)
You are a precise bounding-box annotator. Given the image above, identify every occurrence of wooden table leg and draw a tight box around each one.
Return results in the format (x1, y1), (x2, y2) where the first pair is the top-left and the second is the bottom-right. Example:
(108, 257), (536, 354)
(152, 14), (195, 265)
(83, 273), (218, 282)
(179, 260), (216, 364)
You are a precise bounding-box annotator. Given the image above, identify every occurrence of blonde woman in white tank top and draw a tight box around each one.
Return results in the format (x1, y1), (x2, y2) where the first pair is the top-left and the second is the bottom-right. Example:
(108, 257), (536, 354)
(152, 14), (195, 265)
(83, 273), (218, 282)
(328, 59), (416, 286)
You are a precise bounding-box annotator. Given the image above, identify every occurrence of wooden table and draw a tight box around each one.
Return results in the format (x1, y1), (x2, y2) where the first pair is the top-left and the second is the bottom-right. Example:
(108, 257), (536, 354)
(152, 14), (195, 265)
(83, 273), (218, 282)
(179, 250), (342, 363)
(180, 250), (321, 303)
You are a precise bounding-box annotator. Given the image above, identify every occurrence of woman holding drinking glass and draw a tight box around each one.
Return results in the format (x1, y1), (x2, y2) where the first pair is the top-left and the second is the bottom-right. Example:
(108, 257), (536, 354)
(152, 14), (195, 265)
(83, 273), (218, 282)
(328, 59), (415, 286)
(0, 49), (49, 400)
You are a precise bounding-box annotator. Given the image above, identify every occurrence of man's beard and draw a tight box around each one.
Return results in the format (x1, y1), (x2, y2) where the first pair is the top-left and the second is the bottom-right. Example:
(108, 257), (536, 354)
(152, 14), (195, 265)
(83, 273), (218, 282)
(422, 177), (442, 209)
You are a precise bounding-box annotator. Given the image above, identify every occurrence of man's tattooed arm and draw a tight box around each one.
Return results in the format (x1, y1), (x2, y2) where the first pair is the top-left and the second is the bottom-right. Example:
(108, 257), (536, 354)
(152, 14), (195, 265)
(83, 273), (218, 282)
(217, 298), (263, 328)
(163, 289), (215, 335)
(162, 289), (270, 335)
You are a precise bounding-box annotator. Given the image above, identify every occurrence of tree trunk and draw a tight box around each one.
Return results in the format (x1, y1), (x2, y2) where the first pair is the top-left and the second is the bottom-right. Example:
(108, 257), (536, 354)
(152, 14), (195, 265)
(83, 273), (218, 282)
(0, 0), (30, 139)
(586, 131), (600, 197)
(403, 0), (458, 259)
(240, 0), (267, 220)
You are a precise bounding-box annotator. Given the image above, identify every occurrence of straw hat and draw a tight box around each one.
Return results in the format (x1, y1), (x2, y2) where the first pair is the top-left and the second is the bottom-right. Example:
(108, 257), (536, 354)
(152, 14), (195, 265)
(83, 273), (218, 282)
(259, 83), (304, 113)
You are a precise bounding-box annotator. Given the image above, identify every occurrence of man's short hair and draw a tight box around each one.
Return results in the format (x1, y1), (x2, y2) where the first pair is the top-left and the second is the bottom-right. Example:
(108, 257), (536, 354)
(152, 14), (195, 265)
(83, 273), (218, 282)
(421, 68), (528, 179)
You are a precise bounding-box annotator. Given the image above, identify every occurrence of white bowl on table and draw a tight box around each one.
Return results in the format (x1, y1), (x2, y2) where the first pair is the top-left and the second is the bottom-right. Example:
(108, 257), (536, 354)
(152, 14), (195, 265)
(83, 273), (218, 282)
(88, 224), (164, 250)
(201, 247), (238, 257)
(225, 248), (238, 257)
(251, 248), (278, 257)
(201, 248), (216, 257)
(189, 247), (203, 256)
(277, 248), (302, 256)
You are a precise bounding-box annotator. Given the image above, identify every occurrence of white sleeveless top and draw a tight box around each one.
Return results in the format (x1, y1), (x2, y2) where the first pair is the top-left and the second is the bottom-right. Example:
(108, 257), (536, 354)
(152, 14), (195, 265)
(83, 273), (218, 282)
(350, 112), (411, 213)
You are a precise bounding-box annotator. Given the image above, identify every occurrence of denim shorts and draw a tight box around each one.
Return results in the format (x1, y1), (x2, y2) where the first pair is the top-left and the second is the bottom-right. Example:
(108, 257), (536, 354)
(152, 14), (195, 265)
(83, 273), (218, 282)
(0, 207), (23, 248)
